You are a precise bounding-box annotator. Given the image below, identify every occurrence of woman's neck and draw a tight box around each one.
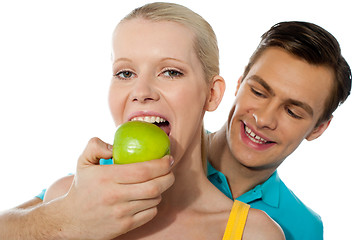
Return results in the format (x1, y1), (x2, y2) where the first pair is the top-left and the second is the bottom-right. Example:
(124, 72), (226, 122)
(161, 128), (233, 212)
(162, 138), (207, 210)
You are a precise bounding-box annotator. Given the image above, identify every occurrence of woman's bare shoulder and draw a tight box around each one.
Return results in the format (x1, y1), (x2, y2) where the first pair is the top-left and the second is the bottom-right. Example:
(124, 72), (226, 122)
(43, 175), (74, 202)
(244, 208), (285, 240)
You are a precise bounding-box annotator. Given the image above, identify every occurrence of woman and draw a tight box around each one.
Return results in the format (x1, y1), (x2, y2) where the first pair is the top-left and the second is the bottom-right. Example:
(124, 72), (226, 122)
(44, 2), (284, 239)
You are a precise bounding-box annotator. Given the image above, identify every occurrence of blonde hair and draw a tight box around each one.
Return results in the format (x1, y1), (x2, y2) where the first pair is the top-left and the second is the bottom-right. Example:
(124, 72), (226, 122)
(120, 2), (219, 83)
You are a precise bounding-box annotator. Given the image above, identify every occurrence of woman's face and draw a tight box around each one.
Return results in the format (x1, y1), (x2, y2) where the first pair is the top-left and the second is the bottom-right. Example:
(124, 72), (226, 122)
(109, 18), (210, 163)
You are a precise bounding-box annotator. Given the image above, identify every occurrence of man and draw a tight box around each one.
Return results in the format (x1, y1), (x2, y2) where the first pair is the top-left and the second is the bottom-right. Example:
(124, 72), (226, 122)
(207, 21), (352, 240)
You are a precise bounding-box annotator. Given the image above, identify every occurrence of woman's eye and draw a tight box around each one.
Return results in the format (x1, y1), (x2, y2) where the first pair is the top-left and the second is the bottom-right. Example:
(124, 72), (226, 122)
(115, 71), (134, 79)
(163, 69), (183, 78)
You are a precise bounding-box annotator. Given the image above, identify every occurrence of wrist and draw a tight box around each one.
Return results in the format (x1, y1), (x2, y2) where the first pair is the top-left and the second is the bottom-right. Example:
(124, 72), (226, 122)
(41, 196), (78, 240)
(21, 195), (77, 240)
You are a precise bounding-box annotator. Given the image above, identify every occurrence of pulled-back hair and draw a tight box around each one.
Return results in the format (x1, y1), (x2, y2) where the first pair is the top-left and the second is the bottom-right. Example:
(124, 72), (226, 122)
(242, 21), (352, 126)
(120, 2), (219, 83)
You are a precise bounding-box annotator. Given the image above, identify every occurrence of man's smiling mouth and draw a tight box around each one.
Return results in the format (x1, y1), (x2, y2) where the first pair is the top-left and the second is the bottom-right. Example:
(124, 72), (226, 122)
(244, 125), (274, 144)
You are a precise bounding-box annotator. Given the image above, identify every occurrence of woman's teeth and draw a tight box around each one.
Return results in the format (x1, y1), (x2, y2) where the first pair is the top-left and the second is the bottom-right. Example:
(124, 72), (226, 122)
(131, 116), (170, 136)
(131, 116), (167, 124)
(245, 125), (268, 144)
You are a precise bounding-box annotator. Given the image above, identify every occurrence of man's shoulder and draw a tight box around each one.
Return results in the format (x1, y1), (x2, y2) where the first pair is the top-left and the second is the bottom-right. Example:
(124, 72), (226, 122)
(250, 174), (323, 239)
(279, 180), (320, 215)
(277, 178), (323, 229)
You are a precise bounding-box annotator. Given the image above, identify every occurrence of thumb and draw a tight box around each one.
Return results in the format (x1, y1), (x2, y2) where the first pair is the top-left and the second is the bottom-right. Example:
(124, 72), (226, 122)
(77, 137), (113, 168)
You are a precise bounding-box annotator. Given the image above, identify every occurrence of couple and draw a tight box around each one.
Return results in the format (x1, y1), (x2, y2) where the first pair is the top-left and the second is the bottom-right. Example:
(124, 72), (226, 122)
(1, 2), (351, 240)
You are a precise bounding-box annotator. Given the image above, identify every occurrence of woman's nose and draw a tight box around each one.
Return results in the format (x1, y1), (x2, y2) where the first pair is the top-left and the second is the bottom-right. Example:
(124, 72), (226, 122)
(130, 77), (160, 103)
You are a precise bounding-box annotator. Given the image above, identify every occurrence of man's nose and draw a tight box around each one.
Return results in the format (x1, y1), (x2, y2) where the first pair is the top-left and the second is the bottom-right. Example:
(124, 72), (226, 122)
(252, 103), (278, 130)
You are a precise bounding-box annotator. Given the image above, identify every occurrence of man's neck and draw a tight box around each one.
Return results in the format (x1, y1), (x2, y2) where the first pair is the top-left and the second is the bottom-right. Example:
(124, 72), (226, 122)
(207, 124), (276, 199)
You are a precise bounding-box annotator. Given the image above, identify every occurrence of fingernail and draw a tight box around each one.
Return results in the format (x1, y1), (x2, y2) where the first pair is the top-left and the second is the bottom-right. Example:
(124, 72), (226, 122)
(108, 144), (113, 152)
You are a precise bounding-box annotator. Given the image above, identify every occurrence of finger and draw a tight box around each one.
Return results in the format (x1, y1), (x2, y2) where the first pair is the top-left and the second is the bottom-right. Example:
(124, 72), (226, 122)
(113, 196), (162, 220)
(122, 170), (175, 200)
(78, 137), (113, 167)
(111, 204), (160, 235)
(104, 155), (174, 184)
(127, 206), (159, 232)
(101, 171), (174, 206)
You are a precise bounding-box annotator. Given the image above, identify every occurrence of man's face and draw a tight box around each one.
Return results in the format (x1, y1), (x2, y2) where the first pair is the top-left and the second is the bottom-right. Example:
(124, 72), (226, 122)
(227, 47), (333, 169)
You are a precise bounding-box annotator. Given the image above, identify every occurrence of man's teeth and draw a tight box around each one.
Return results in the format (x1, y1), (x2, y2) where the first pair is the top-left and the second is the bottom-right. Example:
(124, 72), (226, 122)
(245, 126), (268, 144)
(131, 116), (166, 124)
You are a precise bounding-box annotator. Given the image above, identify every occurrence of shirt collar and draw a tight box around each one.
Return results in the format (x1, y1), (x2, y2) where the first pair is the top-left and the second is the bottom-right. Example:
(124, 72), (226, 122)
(207, 161), (280, 208)
(207, 160), (219, 177)
(238, 171), (280, 208)
(260, 171), (280, 207)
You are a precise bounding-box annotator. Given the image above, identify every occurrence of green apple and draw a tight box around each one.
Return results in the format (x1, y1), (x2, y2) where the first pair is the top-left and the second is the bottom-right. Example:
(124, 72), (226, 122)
(113, 121), (170, 164)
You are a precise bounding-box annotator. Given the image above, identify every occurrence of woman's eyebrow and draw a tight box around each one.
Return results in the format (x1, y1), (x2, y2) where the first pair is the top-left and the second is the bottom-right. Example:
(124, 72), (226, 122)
(113, 57), (132, 64)
(160, 57), (185, 63)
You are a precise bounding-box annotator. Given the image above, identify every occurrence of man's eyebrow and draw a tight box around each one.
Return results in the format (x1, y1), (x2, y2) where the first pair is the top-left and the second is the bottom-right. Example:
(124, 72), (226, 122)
(248, 75), (275, 96)
(248, 74), (314, 117)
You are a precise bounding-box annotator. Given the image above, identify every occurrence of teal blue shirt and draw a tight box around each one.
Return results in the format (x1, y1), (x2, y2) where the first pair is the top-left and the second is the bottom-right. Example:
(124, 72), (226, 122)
(36, 188), (46, 200)
(207, 161), (323, 240)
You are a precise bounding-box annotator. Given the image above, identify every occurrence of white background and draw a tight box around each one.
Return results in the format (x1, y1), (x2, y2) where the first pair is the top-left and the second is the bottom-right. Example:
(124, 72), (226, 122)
(0, 0), (360, 238)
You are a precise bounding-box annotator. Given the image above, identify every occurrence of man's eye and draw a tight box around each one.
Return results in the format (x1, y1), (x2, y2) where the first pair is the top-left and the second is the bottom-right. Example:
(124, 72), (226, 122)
(251, 87), (265, 98)
(286, 108), (302, 119)
(163, 69), (183, 78)
(115, 71), (134, 79)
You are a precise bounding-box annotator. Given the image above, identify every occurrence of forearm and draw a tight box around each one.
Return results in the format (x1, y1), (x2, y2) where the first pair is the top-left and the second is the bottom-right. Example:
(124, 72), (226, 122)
(0, 198), (69, 240)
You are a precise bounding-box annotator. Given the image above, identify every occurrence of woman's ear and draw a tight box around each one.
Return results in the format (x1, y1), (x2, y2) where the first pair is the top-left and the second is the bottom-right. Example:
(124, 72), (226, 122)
(306, 117), (332, 141)
(205, 75), (226, 112)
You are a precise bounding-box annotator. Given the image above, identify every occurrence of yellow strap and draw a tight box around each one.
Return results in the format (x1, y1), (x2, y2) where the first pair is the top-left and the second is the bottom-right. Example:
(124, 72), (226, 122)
(222, 200), (250, 240)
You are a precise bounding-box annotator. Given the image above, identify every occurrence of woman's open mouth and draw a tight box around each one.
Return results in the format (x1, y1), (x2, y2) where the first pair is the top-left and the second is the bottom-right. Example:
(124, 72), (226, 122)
(130, 116), (171, 136)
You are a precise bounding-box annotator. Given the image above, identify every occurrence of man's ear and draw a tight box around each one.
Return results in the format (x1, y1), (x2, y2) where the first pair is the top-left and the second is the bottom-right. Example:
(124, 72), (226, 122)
(306, 117), (333, 141)
(205, 75), (226, 112)
(235, 76), (243, 96)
